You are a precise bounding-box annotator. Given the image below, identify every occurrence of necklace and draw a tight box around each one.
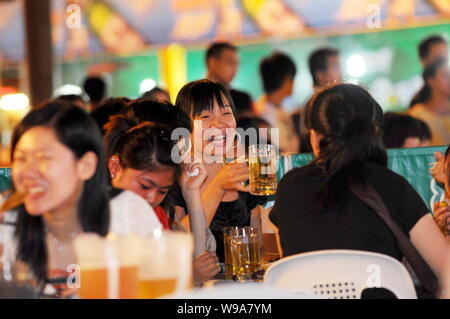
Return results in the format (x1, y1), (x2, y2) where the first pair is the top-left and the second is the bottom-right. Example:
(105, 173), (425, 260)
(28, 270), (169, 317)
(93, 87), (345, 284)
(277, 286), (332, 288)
(45, 228), (81, 254)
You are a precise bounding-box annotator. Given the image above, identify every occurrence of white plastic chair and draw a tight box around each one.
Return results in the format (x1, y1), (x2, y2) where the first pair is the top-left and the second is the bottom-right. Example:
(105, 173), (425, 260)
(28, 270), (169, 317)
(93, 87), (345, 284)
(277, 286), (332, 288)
(264, 250), (417, 299)
(164, 282), (319, 299)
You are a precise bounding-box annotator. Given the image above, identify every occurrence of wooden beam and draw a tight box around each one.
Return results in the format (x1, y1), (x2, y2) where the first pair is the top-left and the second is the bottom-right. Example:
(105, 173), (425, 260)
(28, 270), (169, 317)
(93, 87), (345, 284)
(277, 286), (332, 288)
(23, 0), (53, 107)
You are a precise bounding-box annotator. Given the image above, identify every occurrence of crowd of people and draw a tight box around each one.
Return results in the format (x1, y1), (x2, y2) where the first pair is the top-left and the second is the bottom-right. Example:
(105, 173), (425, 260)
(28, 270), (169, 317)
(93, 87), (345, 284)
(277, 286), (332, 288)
(1, 34), (450, 299)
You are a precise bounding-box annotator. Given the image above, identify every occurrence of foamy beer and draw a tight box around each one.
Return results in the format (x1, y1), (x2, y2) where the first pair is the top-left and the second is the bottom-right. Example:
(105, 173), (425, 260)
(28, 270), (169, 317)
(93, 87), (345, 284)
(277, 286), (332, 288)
(248, 144), (278, 196)
(229, 227), (251, 280)
(138, 231), (193, 299)
(74, 234), (141, 299)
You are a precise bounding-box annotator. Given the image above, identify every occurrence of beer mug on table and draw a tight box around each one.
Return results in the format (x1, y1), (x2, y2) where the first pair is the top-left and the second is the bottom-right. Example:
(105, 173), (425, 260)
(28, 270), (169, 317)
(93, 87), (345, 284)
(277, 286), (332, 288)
(74, 233), (141, 299)
(223, 227), (262, 281)
(138, 230), (193, 299)
(248, 144), (278, 196)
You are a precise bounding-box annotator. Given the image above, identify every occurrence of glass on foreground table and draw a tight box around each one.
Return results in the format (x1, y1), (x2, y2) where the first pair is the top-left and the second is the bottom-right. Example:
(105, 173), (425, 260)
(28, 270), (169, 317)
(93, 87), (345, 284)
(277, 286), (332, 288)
(74, 231), (194, 299)
(222, 226), (262, 281)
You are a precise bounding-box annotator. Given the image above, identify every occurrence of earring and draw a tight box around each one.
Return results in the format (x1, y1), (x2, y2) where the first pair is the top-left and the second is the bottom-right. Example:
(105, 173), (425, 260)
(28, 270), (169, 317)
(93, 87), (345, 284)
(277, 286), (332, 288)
(111, 174), (115, 179)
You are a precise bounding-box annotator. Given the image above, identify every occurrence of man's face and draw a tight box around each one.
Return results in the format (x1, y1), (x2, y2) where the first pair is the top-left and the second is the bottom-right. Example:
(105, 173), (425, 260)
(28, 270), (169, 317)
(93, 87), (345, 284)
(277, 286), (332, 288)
(323, 55), (342, 85)
(422, 42), (449, 66)
(209, 49), (239, 86)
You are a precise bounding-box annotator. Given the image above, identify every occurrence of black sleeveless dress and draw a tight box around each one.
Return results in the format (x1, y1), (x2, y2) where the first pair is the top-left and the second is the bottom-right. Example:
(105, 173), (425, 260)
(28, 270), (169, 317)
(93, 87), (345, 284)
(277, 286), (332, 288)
(170, 186), (266, 262)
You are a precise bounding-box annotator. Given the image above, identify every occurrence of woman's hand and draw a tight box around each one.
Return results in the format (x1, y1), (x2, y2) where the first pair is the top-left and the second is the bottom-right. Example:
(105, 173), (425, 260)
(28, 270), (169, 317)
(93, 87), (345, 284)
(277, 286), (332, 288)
(211, 162), (249, 193)
(431, 152), (446, 185)
(193, 251), (220, 286)
(433, 201), (450, 234)
(180, 162), (208, 192)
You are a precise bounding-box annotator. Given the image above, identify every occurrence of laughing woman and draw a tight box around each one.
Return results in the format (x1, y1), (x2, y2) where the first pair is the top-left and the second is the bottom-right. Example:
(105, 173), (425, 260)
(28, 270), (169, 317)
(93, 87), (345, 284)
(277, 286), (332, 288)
(6, 102), (160, 297)
(174, 80), (265, 262)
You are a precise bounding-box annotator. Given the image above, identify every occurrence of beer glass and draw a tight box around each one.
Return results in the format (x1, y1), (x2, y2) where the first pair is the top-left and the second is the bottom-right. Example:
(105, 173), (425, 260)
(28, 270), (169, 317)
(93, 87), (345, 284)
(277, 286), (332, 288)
(244, 226), (261, 274)
(74, 233), (141, 299)
(138, 230), (193, 299)
(229, 227), (252, 281)
(222, 227), (238, 280)
(248, 144), (278, 196)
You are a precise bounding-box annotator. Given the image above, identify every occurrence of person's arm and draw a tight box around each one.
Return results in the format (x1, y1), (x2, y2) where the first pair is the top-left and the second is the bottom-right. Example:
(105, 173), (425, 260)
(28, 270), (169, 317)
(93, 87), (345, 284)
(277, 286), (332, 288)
(201, 163), (249, 225)
(182, 190), (208, 257)
(409, 213), (450, 296)
(178, 163), (210, 257)
(439, 254), (450, 298)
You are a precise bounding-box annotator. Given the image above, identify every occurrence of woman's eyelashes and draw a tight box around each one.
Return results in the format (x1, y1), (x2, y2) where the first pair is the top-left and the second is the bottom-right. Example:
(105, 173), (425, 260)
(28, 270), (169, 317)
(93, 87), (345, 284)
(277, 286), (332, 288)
(140, 183), (167, 195)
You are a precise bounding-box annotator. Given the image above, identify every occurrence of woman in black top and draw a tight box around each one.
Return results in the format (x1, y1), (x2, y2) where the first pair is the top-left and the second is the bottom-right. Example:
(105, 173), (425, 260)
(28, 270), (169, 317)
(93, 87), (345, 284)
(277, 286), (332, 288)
(174, 80), (265, 262)
(270, 84), (448, 286)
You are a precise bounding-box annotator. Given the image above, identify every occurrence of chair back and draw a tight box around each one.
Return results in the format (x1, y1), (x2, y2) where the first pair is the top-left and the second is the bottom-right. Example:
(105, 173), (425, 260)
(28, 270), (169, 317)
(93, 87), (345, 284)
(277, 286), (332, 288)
(264, 250), (417, 299)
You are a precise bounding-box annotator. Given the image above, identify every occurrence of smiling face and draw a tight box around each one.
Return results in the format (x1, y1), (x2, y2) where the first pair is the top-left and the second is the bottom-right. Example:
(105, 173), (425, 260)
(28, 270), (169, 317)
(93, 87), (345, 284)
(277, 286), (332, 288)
(192, 97), (237, 159)
(12, 127), (90, 216)
(109, 158), (175, 208)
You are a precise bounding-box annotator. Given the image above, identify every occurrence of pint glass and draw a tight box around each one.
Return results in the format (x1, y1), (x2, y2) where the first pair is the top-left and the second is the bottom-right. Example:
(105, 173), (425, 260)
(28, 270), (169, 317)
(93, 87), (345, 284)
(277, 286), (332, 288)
(248, 144), (278, 196)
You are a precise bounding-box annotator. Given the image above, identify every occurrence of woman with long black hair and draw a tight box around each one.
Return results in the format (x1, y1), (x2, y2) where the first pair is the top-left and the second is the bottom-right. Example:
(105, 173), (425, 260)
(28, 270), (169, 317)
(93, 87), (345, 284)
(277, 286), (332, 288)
(409, 57), (450, 146)
(7, 102), (160, 297)
(270, 83), (449, 295)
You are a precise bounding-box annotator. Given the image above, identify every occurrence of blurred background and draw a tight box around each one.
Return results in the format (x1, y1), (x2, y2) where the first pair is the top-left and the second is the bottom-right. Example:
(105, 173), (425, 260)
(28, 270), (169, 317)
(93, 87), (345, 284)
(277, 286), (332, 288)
(0, 0), (450, 165)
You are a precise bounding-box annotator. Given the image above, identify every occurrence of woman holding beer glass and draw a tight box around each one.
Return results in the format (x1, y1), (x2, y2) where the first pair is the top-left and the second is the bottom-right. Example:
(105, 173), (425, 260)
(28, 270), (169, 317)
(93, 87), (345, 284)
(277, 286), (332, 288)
(103, 110), (221, 285)
(270, 83), (449, 297)
(6, 102), (160, 297)
(174, 79), (265, 263)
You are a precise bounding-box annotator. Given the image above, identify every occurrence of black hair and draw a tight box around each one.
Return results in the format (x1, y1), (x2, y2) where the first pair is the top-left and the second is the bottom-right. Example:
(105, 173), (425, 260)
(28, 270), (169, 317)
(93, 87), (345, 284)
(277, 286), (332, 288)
(306, 83), (387, 208)
(90, 97), (131, 136)
(383, 112), (422, 148)
(128, 99), (192, 133)
(308, 48), (339, 87)
(418, 35), (447, 61)
(141, 87), (170, 101)
(175, 79), (236, 119)
(83, 76), (106, 103)
(229, 89), (253, 115)
(259, 52), (297, 94)
(103, 115), (179, 225)
(409, 57), (448, 108)
(236, 115), (271, 149)
(205, 42), (237, 62)
(10, 103), (110, 284)
(416, 118), (432, 142)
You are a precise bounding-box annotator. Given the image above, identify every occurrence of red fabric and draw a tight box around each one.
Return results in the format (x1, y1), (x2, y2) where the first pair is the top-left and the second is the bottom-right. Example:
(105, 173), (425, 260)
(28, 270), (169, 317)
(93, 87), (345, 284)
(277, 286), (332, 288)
(154, 206), (170, 229)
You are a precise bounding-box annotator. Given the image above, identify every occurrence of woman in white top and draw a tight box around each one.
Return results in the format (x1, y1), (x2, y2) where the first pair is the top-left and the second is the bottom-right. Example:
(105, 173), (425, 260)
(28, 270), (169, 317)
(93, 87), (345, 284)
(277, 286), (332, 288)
(5, 102), (159, 297)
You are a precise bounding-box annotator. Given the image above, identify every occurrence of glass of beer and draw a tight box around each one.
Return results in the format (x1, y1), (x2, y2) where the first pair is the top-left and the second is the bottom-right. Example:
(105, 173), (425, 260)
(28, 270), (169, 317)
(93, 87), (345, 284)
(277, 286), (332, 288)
(74, 233), (141, 299)
(244, 226), (261, 274)
(138, 230), (193, 299)
(228, 227), (252, 281)
(248, 144), (278, 196)
(222, 227), (239, 280)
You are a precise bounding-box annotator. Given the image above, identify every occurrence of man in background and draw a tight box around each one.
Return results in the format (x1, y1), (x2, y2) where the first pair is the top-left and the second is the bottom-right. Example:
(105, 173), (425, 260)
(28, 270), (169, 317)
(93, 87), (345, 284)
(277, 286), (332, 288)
(83, 75), (106, 111)
(293, 47), (342, 153)
(255, 52), (299, 154)
(205, 42), (253, 116)
(418, 35), (448, 67)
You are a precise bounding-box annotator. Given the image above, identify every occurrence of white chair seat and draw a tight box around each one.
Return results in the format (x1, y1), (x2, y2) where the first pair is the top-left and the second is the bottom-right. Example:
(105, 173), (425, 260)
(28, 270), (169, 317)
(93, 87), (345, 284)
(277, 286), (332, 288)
(263, 249), (417, 299)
